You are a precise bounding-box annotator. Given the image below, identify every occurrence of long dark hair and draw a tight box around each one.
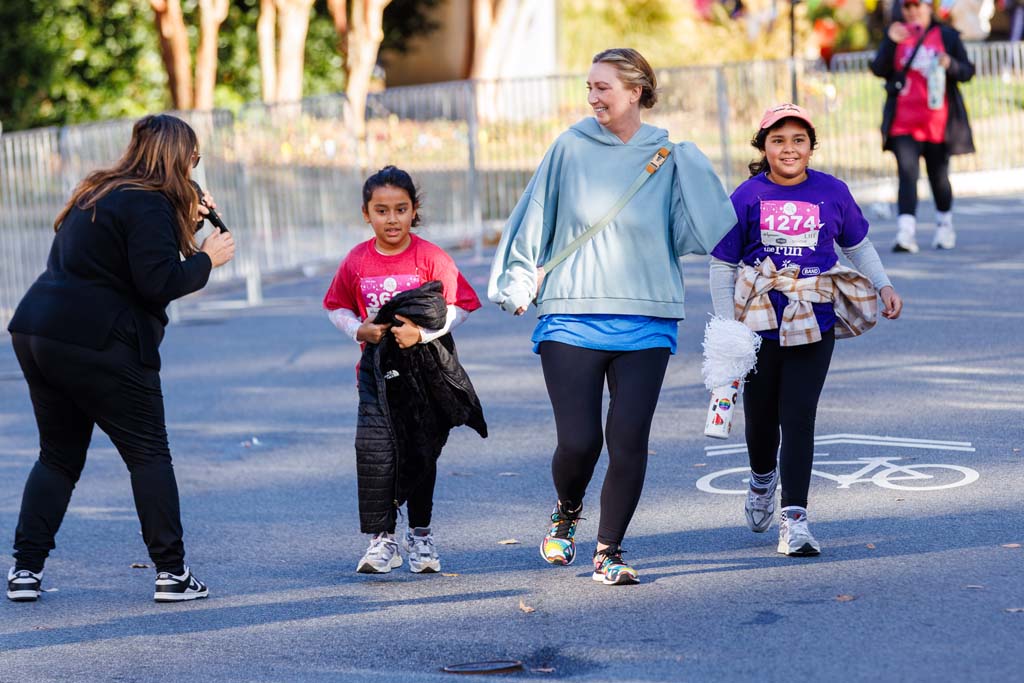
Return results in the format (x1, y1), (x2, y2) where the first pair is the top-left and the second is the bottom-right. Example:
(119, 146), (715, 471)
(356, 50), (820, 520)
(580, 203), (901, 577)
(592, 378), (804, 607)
(747, 116), (819, 177)
(55, 114), (201, 256)
(361, 165), (422, 227)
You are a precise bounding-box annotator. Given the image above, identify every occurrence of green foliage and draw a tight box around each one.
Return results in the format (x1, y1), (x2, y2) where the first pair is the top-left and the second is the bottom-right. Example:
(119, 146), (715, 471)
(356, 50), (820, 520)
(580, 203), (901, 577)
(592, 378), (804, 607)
(1, 0), (442, 131)
(0, 0), (167, 131)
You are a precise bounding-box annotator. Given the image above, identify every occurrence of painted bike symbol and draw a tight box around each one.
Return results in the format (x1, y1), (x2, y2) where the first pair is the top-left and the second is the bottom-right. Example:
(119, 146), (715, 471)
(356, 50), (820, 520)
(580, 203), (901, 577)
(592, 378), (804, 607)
(696, 455), (979, 494)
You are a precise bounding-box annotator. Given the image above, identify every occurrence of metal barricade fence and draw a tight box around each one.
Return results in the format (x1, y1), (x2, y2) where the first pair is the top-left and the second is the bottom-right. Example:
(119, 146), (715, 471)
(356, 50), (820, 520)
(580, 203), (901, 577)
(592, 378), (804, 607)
(2, 43), (1022, 331)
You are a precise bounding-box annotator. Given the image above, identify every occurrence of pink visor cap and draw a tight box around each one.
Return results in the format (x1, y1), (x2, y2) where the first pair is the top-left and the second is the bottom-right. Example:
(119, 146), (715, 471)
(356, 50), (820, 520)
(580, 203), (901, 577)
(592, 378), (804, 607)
(759, 103), (815, 130)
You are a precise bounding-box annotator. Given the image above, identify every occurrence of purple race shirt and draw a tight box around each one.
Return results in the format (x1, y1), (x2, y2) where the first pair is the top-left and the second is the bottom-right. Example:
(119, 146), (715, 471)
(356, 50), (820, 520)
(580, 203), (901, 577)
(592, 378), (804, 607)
(711, 169), (870, 338)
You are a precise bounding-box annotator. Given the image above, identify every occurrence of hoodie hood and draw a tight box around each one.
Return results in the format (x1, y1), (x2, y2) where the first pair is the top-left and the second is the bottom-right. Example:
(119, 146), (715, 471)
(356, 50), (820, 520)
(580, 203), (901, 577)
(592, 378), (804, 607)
(569, 117), (669, 147)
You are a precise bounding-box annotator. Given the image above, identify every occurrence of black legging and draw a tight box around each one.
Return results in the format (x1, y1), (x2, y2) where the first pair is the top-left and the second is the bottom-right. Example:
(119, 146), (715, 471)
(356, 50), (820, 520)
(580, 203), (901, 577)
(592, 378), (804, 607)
(539, 341), (670, 545)
(743, 329), (835, 509)
(891, 135), (953, 216)
(11, 333), (187, 575)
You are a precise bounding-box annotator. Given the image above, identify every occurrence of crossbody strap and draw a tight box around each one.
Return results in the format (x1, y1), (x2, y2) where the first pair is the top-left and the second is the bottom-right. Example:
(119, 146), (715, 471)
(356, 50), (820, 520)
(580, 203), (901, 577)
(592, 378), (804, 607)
(894, 25), (933, 85)
(541, 146), (671, 274)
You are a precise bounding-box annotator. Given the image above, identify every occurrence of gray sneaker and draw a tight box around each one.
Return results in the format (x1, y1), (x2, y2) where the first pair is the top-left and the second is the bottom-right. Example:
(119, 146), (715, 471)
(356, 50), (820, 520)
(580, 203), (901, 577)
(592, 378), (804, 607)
(744, 473), (777, 533)
(777, 509), (821, 556)
(402, 527), (441, 574)
(356, 533), (403, 573)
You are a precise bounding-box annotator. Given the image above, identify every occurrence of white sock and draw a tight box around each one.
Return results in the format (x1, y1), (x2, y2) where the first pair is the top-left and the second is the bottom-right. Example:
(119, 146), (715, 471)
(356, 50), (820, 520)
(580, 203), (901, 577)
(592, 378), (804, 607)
(936, 210), (953, 228)
(897, 214), (917, 236)
(750, 468), (777, 493)
(781, 506), (808, 522)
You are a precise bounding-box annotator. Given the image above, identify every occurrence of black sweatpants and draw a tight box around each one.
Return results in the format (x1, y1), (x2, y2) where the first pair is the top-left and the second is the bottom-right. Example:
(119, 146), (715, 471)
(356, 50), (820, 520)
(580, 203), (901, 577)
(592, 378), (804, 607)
(390, 462), (437, 533)
(742, 329), (835, 509)
(539, 342), (670, 546)
(10, 333), (187, 575)
(890, 135), (953, 216)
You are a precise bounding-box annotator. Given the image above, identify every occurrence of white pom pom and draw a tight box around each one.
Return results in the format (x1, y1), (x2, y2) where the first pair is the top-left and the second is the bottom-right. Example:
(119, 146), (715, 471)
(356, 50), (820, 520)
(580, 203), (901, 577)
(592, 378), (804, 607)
(701, 316), (762, 391)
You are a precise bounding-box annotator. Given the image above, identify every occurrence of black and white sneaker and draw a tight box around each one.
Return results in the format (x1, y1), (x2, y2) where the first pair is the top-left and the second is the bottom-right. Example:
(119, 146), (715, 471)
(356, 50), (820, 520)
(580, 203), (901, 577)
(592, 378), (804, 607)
(7, 567), (43, 602)
(154, 566), (209, 602)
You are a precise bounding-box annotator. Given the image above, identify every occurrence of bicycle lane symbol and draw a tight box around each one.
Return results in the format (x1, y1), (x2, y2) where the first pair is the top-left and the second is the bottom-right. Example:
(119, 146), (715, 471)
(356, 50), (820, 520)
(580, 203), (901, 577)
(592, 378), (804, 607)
(695, 433), (980, 495)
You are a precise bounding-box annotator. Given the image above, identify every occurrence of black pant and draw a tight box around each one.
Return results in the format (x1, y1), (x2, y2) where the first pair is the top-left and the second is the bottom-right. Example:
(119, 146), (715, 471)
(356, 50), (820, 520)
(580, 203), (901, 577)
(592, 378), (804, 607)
(742, 330), (835, 509)
(891, 135), (953, 216)
(389, 462), (437, 533)
(539, 342), (670, 545)
(10, 333), (187, 574)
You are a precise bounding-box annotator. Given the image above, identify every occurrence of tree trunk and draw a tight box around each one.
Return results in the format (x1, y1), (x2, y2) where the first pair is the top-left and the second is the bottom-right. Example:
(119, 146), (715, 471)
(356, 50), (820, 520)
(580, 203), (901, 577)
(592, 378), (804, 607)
(345, 0), (391, 140)
(326, 0), (348, 57)
(276, 0), (316, 104)
(470, 0), (520, 80)
(195, 0), (230, 110)
(150, 0), (194, 109)
(257, 0), (278, 103)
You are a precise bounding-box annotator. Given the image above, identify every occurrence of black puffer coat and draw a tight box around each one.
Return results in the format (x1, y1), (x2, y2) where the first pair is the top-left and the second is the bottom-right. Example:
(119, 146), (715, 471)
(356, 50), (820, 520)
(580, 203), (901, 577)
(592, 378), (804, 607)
(354, 281), (487, 534)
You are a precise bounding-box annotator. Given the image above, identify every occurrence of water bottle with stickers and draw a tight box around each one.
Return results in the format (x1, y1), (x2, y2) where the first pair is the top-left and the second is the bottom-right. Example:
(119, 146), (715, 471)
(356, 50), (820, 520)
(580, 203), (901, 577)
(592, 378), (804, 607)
(927, 53), (946, 110)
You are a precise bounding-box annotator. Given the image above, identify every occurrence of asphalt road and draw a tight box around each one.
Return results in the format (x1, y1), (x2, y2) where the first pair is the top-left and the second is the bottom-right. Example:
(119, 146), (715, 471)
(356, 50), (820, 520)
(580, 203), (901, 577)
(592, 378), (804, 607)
(1, 195), (1022, 682)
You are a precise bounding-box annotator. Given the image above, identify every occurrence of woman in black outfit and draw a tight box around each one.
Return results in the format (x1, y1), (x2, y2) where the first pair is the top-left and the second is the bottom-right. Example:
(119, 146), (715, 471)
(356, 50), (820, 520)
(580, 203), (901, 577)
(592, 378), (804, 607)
(5, 114), (235, 603)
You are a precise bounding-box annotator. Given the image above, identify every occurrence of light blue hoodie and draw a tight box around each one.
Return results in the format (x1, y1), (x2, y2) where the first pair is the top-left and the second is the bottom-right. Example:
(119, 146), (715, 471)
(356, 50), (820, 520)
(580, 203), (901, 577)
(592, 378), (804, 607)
(488, 118), (737, 319)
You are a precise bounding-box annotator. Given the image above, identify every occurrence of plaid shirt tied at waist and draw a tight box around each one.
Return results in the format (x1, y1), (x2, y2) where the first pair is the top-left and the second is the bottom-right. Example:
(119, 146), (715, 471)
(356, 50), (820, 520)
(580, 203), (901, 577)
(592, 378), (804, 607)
(734, 259), (878, 346)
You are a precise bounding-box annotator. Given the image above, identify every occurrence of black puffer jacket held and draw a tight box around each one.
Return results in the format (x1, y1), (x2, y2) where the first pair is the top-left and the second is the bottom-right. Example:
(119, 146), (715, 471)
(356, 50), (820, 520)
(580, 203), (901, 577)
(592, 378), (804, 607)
(354, 281), (487, 534)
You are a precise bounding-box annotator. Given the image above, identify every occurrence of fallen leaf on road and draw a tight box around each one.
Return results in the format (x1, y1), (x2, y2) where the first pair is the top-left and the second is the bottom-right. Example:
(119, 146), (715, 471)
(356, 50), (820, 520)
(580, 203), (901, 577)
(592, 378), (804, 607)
(499, 539), (521, 545)
(865, 543), (876, 550)
(450, 471), (472, 477)
(648, 449), (657, 455)
(531, 667), (555, 673)
(518, 599), (536, 613)
(694, 463), (707, 468)
(1001, 543), (1021, 548)
(965, 585), (984, 589)
(835, 594), (856, 602)
(1013, 448), (1020, 453)
(1004, 608), (1024, 613)
(498, 472), (519, 477)
(442, 573), (459, 577)
(130, 563), (151, 569)
(895, 498), (905, 502)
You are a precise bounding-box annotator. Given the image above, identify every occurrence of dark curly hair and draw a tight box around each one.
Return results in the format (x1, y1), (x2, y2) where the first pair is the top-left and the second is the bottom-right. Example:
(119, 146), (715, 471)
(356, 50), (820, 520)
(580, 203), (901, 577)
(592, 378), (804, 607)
(747, 116), (819, 178)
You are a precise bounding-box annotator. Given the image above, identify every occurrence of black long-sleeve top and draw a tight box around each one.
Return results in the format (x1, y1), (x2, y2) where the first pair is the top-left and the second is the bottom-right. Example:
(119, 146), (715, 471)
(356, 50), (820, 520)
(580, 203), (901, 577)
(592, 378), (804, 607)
(8, 187), (212, 369)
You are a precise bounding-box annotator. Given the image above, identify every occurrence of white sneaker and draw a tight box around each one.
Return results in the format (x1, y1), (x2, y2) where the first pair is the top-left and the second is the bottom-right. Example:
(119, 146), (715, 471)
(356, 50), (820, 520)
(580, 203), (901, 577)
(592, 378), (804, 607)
(7, 567), (43, 602)
(744, 472), (777, 533)
(356, 533), (403, 574)
(402, 527), (441, 574)
(933, 224), (956, 250)
(893, 214), (919, 253)
(154, 566), (209, 602)
(777, 508), (821, 556)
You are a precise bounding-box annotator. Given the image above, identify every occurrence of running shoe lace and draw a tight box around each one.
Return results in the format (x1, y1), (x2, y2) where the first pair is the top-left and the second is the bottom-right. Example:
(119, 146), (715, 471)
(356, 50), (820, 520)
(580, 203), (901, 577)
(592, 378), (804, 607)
(550, 509), (583, 538)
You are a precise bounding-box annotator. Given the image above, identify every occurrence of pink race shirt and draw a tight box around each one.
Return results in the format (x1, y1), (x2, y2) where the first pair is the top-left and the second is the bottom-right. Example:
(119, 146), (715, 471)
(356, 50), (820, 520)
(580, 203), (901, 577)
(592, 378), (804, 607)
(323, 234), (481, 322)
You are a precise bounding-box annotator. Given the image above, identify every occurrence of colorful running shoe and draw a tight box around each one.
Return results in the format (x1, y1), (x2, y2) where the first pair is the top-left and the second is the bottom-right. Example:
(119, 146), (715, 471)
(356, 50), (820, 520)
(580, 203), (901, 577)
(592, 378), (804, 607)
(592, 544), (639, 585)
(540, 501), (582, 565)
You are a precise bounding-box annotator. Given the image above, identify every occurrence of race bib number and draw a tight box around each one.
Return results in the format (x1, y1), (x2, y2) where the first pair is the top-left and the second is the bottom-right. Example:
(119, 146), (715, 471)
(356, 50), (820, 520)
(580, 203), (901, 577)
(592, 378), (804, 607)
(360, 273), (421, 319)
(759, 200), (821, 250)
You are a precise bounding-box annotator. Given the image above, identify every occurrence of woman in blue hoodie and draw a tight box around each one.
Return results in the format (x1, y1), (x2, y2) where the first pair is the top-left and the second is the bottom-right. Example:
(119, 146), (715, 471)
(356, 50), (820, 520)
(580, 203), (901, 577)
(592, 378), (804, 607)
(489, 48), (737, 585)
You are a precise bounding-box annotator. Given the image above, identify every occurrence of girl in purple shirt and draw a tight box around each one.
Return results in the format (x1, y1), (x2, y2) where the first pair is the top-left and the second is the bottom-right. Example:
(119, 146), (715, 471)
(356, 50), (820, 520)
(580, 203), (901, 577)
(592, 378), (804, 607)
(709, 104), (903, 556)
